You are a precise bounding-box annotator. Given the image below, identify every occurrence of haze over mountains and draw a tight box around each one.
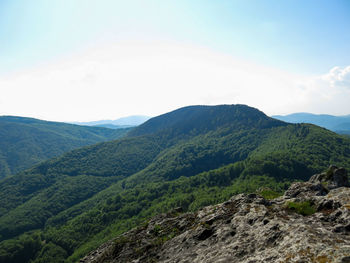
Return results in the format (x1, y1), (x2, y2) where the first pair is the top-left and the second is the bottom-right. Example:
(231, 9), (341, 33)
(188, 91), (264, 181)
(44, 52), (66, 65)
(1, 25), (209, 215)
(273, 113), (350, 134)
(1, 104), (350, 263)
(73, 115), (151, 129)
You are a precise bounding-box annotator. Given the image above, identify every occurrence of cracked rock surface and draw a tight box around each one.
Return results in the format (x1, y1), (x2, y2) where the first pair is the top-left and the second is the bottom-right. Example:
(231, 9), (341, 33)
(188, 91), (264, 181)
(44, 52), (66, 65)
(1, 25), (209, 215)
(80, 166), (350, 263)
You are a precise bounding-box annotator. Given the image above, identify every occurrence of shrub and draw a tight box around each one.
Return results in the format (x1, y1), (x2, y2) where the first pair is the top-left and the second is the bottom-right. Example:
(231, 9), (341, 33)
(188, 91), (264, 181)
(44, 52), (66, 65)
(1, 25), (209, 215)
(257, 188), (282, 200)
(286, 201), (316, 216)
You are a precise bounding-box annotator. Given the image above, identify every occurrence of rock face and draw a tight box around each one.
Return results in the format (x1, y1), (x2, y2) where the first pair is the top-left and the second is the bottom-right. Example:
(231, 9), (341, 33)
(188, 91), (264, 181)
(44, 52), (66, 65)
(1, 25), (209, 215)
(80, 166), (350, 263)
(309, 165), (350, 190)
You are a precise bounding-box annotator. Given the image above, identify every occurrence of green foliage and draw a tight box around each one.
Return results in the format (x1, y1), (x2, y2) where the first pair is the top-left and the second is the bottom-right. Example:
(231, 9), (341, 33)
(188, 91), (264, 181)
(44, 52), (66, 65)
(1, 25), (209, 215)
(286, 201), (316, 216)
(0, 175), (118, 240)
(0, 105), (350, 263)
(0, 232), (42, 263)
(30, 242), (67, 263)
(257, 188), (282, 200)
(128, 104), (283, 138)
(40, 163), (290, 262)
(0, 116), (130, 178)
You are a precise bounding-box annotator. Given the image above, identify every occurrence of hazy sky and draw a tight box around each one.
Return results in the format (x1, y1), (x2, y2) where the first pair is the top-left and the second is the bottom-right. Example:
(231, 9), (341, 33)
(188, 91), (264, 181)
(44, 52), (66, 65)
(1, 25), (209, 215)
(0, 0), (349, 121)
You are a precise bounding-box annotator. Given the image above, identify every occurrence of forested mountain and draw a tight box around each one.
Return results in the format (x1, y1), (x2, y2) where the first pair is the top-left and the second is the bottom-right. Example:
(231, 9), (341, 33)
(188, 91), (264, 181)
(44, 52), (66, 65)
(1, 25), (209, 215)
(1, 105), (350, 263)
(0, 116), (130, 178)
(273, 112), (350, 134)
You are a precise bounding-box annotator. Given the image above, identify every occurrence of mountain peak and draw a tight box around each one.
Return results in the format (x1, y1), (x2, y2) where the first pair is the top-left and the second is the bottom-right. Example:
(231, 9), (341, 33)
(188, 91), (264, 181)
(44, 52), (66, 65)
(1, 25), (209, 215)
(129, 104), (285, 137)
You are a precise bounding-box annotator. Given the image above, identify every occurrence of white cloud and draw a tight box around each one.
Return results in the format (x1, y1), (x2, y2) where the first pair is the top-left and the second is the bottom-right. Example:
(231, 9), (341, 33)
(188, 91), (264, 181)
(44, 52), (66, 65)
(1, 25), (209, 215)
(0, 41), (349, 121)
(288, 66), (350, 115)
(323, 66), (350, 88)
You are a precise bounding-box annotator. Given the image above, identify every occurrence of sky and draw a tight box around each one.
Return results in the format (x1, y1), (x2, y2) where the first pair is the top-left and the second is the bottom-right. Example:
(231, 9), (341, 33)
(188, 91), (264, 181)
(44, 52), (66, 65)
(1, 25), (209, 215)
(0, 0), (349, 122)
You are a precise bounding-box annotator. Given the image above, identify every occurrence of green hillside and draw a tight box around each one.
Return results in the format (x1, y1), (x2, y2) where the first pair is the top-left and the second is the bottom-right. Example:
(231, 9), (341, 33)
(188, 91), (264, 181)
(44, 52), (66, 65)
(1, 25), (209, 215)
(0, 105), (350, 263)
(0, 116), (130, 178)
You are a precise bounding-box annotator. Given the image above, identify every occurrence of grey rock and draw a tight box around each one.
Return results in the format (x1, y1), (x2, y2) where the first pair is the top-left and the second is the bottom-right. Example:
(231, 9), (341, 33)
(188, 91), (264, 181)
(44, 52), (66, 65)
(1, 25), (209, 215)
(80, 167), (350, 263)
(309, 165), (349, 190)
(283, 181), (328, 199)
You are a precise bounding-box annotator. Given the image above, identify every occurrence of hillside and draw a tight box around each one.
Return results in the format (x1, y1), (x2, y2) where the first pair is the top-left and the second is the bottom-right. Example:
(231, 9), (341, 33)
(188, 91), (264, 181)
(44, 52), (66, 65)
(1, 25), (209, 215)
(81, 166), (350, 263)
(273, 112), (350, 134)
(0, 105), (350, 263)
(0, 116), (130, 178)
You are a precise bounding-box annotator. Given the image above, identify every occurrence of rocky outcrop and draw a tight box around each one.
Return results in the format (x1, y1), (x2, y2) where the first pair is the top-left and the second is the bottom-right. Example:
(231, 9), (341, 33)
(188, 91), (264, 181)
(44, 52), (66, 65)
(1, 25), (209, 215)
(309, 165), (350, 190)
(80, 166), (350, 263)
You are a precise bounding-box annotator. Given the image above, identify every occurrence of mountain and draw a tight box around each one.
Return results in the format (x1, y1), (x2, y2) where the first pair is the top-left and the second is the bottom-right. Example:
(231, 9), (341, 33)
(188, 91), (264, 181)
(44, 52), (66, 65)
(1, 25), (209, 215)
(91, 124), (133, 129)
(74, 115), (151, 127)
(273, 112), (350, 134)
(81, 166), (350, 263)
(1, 105), (350, 263)
(0, 116), (131, 178)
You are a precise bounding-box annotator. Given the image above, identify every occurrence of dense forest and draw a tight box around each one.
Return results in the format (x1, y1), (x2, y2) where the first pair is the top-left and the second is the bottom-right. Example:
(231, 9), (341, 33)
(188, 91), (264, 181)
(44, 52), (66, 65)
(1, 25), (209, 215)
(0, 116), (130, 178)
(0, 105), (350, 263)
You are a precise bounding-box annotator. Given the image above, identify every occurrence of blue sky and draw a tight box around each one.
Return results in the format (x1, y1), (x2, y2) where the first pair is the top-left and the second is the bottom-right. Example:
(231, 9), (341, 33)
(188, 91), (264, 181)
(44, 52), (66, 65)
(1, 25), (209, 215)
(0, 0), (349, 121)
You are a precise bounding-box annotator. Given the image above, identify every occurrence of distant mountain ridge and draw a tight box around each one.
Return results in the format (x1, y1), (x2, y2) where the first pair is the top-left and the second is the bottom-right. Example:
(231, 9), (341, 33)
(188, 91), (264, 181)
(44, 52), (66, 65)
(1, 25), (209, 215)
(0, 116), (130, 178)
(74, 115), (151, 128)
(272, 112), (350, 134)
